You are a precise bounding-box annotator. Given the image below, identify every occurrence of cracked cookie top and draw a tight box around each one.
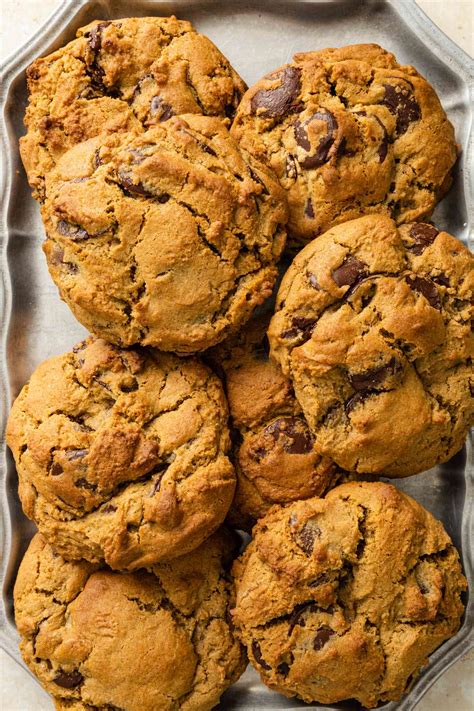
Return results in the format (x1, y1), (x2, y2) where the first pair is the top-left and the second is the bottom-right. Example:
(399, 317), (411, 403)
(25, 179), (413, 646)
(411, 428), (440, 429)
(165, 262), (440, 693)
(41, 114), (288, 354)
(231, 481), (467, 708)
(231, 44), (457, 251)
(20, 16), (247, 199)
(6, 337), (236, 569)
(268, 214), (474, 476)
(14, 530), (246, 711)
(209, 315), (344, 531)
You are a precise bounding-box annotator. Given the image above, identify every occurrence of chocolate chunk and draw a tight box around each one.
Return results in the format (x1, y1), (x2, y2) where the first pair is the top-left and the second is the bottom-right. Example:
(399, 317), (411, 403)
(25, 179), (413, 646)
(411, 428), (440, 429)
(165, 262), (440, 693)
(281, 316), (316, 340)
(405, 274), (441, 309)
(86, 22), (111, 91)
(251, 640), (271, 670)
(277, 661), (290, 676)
(294, 521), (321, 555)
(286, 154), (298, 179)
(57, 220), (89, 241)
(120, 381), (139, 392)
(75, 477), (96, 491)
(305, 198), (314, 218)
(93, 148), (102, 170)
(117, 170), (170, 203)
(103, 504), (117, 514)
(150, 96), (174, 122)
(307, 272), (322, 290)
(332, 255), (368, 287)
(264, 416), (313, 454)
(373, 115), (389, 162)
(408, 223), (439, 255)
(250, 67), (302, 118)
(308, 573), (330, 588)
(66, 449), (88, 462)
(116, 172), (149, 196)
(313, 627), (335, 651)
(382, 83), (421, 135)
(50, 462), (63, 476)
(288, 601), (316, 634)
(132, 73), (153, 99)
(49, 245), (78, 274)
(432, 273), (450, 287)
(87, 21), (111, 53)
(150, 464), (169, 495)
(294, 111), (338, 169)
(350, 357), (401, 391)
(53, 670), (83, 689)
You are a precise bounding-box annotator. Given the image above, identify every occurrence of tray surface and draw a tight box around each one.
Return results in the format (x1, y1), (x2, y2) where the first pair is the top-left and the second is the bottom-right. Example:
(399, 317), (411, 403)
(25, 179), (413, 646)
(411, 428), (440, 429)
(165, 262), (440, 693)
(1, 1), (473, 710)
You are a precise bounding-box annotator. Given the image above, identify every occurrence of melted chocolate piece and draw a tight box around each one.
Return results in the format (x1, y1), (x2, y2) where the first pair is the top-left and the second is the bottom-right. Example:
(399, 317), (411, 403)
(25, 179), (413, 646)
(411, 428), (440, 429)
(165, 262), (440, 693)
(432, 273), (450, 287)
(86, 22), (112, 91)
(405, 274), (441, 309)
(305, 198), (314, 218)
(332, 255), (368, 287)
(373, 115), (389, 162)
(350, 357), (401, 391)
(251, 640), (271, 670)
(294, 110), (338, 169)
(288, 601), (316, 634)
(57, 220), (90, 241)
(116, 171), (170, 203)
(75, 478), (96, 491)
(250, 67), (302, 118)
(53, 670), (84, 689)
(103, 504), (117, 514)
(150, 96), (174, 122)
(281, 316), (316, 340)
(294, 521), (321, 555)
(277, 661), (290, 676)
(132, 73), (153, 99)
(382, 83), (421, 135)
(313, 627), (335, 651)
(308, 573), (330, 588)
(408, 223), (439, 255)
(264, 416), (313, 454)
(50, 462), (63, 476)
(49, 245), (78, 274)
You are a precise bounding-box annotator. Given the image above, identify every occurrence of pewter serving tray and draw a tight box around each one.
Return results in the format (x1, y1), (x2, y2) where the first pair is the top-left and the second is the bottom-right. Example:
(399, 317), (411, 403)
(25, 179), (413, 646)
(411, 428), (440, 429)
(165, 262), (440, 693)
(1, 1), (473, 709)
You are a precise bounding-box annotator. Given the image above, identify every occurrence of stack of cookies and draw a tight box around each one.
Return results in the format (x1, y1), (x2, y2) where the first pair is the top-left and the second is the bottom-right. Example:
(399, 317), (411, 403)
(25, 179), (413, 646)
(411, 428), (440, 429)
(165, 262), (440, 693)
(7, 16), (472, 711)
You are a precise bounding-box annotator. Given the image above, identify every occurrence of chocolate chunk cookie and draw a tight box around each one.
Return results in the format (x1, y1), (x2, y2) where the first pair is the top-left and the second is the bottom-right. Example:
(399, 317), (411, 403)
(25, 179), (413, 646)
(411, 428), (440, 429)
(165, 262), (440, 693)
(231, 44), (457, 250)
(14, 530), (246, 711)
(41, 115), (287, 353)
(209, 315), (344, 531)
(268, 214), (474, 476)
(21, 16), (246, 199)
(231, 481), (467, 708)
(6, 337), (236, 569)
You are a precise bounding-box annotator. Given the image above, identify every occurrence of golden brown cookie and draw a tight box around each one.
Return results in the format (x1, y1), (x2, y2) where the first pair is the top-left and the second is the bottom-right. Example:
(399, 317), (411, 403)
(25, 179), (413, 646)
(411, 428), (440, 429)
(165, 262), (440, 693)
(21, 16), (246, 199)
(269, 214), (474, 476)
(209, 315), (344, 530)
(231, 44), (457, 250)
(6, 337), (236, 569)
(14, 530), (246, 711)
(41, 115), (287, 353)
(231, 481), (467, 708)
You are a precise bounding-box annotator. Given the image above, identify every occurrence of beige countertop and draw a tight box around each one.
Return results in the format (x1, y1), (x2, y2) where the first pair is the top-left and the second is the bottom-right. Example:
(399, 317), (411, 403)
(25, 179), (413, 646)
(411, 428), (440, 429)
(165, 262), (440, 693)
(1, 1), (473, 709)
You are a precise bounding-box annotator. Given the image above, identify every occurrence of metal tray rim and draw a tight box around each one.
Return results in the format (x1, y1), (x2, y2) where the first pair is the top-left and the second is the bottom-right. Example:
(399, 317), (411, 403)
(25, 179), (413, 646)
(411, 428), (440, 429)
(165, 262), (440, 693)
(1, 1), (473, 709)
